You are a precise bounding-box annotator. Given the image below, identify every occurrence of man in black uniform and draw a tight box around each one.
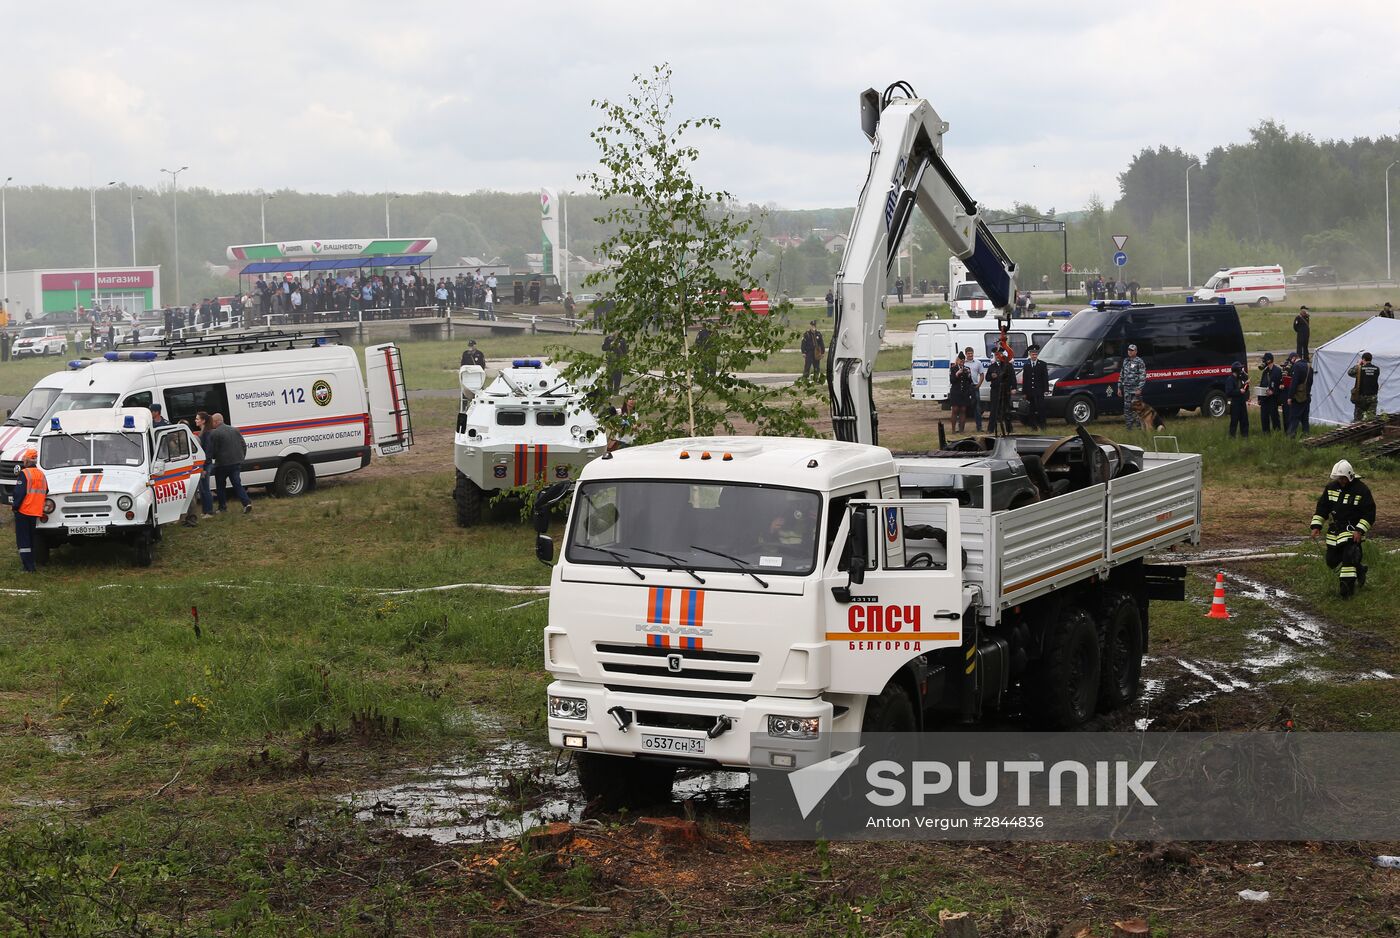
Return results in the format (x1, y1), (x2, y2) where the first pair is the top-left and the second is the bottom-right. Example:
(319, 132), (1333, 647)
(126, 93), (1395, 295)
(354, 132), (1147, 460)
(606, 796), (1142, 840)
(800, 321), (825, 381)
(460, 339), (486, 368)
(1020, 344), (1049, 431)
(1226, 361), (1250, 438)
(1257, 353), (1283, 434)
(1379, 301), (1394, 319)
(986, 356), (1015, 436)
(1311, 459), (1375, 598)
(1293, 306), (1311, 359)
(1347, 351), (1382, 423)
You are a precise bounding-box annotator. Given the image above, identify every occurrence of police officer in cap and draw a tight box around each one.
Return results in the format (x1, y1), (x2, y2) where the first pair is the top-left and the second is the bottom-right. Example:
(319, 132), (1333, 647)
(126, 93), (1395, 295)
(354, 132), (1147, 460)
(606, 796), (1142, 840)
(10, 448), (47, 573)
(1311, 460), (1375, 598)
(1021, 343), (1049, 431)
(461, 339), (486, 368)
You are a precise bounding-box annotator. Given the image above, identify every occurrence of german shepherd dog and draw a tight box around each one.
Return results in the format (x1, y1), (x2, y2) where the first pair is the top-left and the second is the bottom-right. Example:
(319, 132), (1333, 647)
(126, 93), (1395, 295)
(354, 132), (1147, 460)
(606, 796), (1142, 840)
(1130, 397), (1166, 431)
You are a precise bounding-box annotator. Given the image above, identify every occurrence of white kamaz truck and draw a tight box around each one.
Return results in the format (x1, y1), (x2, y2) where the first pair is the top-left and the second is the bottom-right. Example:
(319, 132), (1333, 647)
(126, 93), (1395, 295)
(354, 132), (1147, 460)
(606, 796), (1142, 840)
(532, 83), (1203, 808)
(453, 359), (606, 526)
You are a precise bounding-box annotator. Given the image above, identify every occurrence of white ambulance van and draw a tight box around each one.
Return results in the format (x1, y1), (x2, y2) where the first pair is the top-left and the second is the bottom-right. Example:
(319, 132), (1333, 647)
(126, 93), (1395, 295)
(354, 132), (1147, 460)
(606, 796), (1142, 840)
(1193, 265), (1287, 307)
(946, 257), (994, 318)
(911, 316), (1066, 405)
(2, 334), (413, 500)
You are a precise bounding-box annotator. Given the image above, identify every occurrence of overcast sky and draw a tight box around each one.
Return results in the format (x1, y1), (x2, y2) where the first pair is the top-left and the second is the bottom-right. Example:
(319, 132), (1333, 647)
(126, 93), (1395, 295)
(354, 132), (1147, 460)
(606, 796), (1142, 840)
(2, 1), (1395, 213)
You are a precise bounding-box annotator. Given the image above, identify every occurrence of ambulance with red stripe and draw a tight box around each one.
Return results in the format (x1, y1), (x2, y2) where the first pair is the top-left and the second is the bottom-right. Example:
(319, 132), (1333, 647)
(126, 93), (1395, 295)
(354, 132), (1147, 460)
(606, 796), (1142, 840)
(32, 407), (203, 566)
(1, 337), (413, 502)
(453, 359), (605, 525)
(1193, 264), (1286, 308)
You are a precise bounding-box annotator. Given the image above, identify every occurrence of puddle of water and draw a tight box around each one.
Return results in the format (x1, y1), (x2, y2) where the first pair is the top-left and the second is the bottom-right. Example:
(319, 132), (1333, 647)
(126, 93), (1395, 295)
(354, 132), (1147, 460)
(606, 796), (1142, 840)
(342, 717), (753, 844)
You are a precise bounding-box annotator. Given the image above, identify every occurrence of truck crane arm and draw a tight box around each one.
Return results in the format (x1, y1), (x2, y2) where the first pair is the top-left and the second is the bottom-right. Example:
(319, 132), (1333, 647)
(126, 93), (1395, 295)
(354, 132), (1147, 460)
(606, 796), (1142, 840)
(828, 81), (1019, 445)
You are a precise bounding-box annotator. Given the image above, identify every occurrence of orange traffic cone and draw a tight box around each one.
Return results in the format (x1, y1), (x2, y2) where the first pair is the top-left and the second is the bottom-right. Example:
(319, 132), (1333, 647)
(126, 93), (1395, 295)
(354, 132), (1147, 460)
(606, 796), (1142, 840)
(1204, 571), (1231, 619)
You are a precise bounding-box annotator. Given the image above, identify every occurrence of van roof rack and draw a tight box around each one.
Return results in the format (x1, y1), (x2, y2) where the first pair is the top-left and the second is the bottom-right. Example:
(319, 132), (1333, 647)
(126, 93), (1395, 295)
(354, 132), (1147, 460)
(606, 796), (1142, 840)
(152, 330), (343, 358)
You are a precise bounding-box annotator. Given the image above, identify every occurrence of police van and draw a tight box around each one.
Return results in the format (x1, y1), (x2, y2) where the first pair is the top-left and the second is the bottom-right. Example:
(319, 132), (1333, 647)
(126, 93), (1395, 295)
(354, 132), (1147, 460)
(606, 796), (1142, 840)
(2, 332), (413, 500)
(1022, 300), (1248, 425)
(911, 316), (1066, 406)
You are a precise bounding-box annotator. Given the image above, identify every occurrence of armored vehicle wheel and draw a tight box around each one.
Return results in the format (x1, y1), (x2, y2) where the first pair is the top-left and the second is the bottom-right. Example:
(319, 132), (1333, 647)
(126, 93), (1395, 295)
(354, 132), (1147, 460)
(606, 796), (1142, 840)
(454, 471), (483, 527)
(574, 752), (676, 810)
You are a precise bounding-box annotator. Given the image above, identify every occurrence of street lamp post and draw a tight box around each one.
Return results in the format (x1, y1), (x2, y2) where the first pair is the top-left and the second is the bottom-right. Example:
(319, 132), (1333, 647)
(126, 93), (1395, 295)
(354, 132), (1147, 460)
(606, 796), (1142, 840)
(260, 191), (275, 244)
(385, 194), (399, 238)
(1185, 160), (1201, 290)
(2, 176), (11, 315)
(1387, 160), (1398, 283)
(108, 181), (138, 267)
(160, 166), (188, 305)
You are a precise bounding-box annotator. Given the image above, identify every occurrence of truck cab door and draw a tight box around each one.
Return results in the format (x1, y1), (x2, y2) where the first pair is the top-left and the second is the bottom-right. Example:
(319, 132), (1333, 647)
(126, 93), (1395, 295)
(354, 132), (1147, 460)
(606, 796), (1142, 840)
(823, 498), (965, 696)
(365, 343), (414, 456)
(151, 426), (200, 525)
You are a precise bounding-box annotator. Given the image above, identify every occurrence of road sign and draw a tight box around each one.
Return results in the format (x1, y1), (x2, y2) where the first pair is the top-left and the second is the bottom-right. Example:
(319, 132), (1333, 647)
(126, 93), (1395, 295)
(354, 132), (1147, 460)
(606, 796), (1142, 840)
(1112, 235), (1128, 251)
(1113, 251), (1128, 267)
(1061, 262), (1074, 273)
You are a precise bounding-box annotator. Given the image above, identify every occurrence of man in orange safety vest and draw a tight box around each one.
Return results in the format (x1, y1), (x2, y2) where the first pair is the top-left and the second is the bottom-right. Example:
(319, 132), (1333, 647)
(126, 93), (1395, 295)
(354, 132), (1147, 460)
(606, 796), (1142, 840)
(10, 448), (46, 572)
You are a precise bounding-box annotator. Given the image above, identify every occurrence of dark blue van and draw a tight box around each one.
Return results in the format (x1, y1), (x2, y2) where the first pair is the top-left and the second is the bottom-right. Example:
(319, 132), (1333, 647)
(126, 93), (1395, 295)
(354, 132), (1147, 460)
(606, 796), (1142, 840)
(1022, 301), (1247, 425)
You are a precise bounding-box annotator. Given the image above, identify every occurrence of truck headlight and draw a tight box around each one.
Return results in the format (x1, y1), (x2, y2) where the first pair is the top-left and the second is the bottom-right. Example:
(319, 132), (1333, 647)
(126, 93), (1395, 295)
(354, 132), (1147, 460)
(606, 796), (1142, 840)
(44, 498), (55, 514)
(548, 695), (588, 720)
(767, 715), (820, 739)
(116, 495), (133, 511)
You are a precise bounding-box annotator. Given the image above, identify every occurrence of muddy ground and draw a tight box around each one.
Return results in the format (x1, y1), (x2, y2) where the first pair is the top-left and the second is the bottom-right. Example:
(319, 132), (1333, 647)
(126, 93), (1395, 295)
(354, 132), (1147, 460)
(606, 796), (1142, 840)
(319, 384), (1399, 936)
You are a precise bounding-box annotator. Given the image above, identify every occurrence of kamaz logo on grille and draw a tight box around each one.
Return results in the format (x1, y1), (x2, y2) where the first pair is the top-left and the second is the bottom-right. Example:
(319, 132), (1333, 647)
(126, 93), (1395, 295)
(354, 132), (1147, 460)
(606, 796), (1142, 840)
(666, 654), (683, 673)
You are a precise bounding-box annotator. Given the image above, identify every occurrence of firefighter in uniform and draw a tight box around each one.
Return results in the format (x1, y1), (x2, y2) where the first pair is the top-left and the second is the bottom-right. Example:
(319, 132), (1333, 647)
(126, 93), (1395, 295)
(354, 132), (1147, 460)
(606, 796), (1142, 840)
(10, 448), (46, 573)
(1347, 351), (1382, 423)
(1310, 459), (1375, 598)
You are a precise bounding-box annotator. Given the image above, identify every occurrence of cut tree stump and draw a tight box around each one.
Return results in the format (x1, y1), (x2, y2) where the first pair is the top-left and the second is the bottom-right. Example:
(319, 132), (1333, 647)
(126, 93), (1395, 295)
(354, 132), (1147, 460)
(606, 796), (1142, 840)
(524, 822), (574, 852)
(636, 817), (703, 846)
(938, 909), (980, 938)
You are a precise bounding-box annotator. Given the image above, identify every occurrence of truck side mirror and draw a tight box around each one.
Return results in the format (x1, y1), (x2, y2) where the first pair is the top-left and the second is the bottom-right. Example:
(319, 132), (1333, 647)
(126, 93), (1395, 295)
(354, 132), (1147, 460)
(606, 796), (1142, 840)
(535, 534), (555, 565)
(848, 505), (869, 585)
(532, 480), (574, 534)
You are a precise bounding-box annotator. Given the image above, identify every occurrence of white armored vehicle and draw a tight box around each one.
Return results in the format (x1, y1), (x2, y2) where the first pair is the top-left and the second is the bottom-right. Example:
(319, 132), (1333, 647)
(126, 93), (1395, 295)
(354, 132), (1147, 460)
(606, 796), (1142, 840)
(34, 407), (205, 567)
(453, 358), (606, 526)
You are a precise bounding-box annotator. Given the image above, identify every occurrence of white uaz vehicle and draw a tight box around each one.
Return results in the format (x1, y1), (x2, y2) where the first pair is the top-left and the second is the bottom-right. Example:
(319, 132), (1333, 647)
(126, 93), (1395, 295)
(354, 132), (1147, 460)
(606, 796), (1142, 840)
(453, 358), (606, 526)
(12, 325), (68, 357)
(33, 408), (204, 567)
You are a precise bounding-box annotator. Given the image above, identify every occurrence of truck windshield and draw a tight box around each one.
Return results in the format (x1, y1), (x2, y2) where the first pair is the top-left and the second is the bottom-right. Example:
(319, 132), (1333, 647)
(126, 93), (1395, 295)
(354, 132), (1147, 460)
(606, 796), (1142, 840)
(5, 387), (63, 428)
(953, 283), (988, 301)
(568, 480), (822, 576)
(41, 432), (144, 469)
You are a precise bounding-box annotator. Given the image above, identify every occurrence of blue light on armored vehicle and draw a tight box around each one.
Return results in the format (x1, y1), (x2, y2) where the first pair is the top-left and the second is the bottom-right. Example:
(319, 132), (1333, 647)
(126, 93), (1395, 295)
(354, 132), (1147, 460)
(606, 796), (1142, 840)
(513, 359), (543, 368)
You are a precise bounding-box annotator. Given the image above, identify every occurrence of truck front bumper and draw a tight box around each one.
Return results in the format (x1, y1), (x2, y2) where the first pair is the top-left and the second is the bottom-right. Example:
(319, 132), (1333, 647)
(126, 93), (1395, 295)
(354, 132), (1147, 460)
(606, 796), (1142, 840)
(546, 680), (833, 770)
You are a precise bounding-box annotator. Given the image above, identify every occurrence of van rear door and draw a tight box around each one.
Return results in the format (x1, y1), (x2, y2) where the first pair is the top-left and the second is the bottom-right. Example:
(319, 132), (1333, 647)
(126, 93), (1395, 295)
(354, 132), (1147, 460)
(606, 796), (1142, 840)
(365, 343), (414, 456)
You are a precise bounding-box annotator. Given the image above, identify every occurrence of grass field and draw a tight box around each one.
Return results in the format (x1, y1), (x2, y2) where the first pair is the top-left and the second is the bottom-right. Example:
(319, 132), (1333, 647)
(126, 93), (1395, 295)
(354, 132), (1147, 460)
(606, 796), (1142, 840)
(3, 330), (1399, 934)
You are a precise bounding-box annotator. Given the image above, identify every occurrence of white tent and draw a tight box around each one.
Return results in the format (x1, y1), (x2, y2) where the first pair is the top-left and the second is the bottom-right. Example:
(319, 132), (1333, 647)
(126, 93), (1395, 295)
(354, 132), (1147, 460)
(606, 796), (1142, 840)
(1310, 317), (1400, 425)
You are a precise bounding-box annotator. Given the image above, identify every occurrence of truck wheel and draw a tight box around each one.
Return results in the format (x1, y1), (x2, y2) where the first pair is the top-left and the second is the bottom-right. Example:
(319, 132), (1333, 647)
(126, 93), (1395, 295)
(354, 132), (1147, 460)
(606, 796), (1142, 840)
(862, 680), (916, 732)
(1255, 297), (1271, 308)
(454, 471), (483, 527)
(1097, 592), (1144, 712)
(1030, 607), (1100, 729)
(1066, 395), (1096, 425)
(574, 752), (676, 810)
(273, 460), (312, 497)
(1202, 390), (1227, 418)
(133, 526), (155, 568)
